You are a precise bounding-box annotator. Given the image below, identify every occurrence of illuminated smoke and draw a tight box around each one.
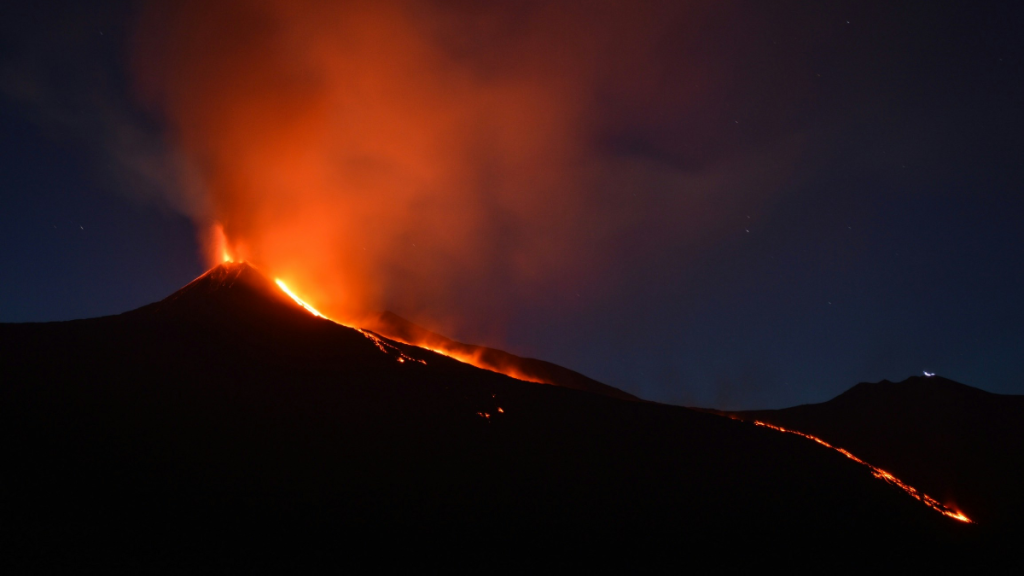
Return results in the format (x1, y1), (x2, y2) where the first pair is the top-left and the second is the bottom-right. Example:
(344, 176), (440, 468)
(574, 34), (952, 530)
(133, 0), (803, 336)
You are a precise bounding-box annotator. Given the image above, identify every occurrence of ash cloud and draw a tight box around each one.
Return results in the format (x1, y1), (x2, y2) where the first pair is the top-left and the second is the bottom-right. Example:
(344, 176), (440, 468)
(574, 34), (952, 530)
(131, 0), (810, 336)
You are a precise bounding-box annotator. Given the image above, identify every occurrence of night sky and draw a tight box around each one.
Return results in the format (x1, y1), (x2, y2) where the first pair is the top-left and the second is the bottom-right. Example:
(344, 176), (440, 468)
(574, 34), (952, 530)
(2, 0), (1022, 409)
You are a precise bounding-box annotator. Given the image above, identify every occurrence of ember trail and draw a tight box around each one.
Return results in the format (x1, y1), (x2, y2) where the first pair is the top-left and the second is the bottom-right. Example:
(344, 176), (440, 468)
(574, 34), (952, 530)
(751, 420), (972, 523)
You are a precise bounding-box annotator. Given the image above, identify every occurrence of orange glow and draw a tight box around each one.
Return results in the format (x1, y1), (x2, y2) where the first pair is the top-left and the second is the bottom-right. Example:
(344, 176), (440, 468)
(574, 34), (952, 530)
(275, 279), (326, 318)
(750, 420), (972, 523)
(132, 0), (811, 382)
(136, 0), (765, 348)
(274, 277), (427, 366)
(358, 328), (427, 365)
(134, 0), (610, 330)
(399, 340), (547, 385)
(212, 223), (233, 263)
(360, 313), (559, 384)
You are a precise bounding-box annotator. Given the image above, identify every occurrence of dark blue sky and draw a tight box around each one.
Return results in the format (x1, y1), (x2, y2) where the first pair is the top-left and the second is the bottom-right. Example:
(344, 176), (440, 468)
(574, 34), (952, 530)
(2, 0), (1022, 408)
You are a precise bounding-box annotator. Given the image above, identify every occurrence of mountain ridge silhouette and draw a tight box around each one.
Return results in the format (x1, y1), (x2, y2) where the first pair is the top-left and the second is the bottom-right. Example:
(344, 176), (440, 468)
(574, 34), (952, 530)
(0, 263), (994, 569)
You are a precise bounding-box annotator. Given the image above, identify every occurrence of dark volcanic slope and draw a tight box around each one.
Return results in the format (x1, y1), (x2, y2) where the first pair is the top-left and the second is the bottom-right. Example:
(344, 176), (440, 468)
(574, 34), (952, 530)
(0, 264), (979, 568)
(735, 376), (1024, 530)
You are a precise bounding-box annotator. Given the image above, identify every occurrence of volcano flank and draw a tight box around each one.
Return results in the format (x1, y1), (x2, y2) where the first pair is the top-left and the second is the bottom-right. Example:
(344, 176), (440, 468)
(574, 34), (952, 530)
(0, 263), (1002, 569)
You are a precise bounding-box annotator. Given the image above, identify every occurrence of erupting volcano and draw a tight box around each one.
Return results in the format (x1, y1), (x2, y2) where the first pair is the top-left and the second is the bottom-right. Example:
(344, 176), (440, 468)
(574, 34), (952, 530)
(5, 0), (1024, 569)
(172, 264), (988, 517)
(0, 262), (1007, 569)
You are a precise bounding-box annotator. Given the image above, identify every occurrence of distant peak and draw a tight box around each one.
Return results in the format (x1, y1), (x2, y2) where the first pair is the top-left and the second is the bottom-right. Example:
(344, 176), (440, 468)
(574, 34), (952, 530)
(901, 374), (956, 385)
(835, 375), (992, 404)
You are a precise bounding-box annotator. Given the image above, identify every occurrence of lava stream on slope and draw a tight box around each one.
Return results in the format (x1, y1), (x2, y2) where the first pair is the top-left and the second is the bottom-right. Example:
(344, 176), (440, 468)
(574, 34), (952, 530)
(751, 420), (972, 523)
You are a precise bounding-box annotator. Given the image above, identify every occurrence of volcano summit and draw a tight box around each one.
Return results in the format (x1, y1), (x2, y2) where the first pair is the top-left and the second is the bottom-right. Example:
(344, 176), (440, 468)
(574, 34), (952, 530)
(0, 263), (991, 569)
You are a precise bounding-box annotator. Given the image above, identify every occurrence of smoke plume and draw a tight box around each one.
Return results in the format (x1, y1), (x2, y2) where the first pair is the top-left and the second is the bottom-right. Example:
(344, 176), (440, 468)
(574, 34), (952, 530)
(133, 0), (803, 333)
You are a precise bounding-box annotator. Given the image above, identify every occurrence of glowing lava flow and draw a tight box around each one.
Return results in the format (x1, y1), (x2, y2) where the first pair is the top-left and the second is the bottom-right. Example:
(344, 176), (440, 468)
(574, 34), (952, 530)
(367, 335), (548, 385)
(751, 420), (972, 523)
(275, 279), (425, 365)
(275, 279), (326, 318)
(358, 328), (426, 365)
(274, 282), (545, 383)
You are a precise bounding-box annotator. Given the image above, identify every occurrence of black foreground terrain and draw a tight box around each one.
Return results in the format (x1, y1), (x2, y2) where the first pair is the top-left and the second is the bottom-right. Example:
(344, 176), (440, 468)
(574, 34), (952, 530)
(0, 263), (996, 570)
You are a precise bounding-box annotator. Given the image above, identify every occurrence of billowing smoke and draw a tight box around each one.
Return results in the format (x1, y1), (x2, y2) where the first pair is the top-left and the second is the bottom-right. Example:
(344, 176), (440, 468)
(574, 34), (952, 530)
(133, 0), (804, 333)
